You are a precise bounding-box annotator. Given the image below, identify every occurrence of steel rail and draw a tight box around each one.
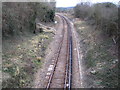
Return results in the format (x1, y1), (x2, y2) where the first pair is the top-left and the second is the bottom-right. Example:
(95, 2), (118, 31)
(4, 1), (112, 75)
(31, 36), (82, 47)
(58, 14), (73, 90)
(46, 15), (66, 89)
(46, 14), (73, 89)
(66, 18), (73, 90)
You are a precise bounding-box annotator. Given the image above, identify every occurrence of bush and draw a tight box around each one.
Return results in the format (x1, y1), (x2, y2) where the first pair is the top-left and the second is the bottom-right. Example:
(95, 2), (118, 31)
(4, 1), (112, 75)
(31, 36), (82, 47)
(74, 2), (91, 19)
(2, 2), (56, 37)
(74, 2), (118, 39)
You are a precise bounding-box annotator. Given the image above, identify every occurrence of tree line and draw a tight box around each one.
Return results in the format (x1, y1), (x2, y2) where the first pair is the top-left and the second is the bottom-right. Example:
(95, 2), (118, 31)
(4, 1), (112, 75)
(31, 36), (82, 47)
(2, 2), (56, 38)
(74, 2), (119, 43)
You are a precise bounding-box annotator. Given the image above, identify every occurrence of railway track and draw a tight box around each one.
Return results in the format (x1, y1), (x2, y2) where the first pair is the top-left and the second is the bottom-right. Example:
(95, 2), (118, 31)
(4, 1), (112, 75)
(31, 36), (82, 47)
(45, 14), (73, 89)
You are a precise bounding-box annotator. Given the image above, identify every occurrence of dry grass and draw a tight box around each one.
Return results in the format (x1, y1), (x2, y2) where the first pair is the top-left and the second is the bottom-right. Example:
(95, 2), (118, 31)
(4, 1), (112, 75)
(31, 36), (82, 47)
(74, 20), (118, 88)
(2, 30), (54, 88)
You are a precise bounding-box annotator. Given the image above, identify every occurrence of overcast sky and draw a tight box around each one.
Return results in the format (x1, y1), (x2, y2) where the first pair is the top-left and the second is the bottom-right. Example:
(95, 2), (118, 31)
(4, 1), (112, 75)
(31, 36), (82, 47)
(56, 0), (119, 7)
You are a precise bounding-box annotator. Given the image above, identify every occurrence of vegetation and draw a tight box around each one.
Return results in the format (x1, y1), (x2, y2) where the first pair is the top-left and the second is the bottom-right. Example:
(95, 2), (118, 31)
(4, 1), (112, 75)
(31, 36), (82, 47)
(75, 20), (118, 88)
(2, 2), (55, 38)
(2, 28), (55, 88)
(74, 2), (119, 42)
(2, 2), (56, 88)
(74, 2), (118, 88)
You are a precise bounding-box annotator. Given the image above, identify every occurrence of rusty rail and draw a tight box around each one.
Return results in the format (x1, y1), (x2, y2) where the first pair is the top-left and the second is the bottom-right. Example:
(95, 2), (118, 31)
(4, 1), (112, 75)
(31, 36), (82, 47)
(46, 14), (73, 89)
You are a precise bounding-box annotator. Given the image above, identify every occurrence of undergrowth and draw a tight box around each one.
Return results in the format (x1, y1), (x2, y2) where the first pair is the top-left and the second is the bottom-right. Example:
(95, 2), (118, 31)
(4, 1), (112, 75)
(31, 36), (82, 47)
(2, 31), (54, 88)
(75, 20), (118, 88)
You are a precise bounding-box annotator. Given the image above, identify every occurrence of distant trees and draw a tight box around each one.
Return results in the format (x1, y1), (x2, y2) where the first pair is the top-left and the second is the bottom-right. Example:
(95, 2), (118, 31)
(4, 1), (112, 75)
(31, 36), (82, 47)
(74, 2), (119, 42)
(74, 2), (91, 19)
(2, 2), (56, 37)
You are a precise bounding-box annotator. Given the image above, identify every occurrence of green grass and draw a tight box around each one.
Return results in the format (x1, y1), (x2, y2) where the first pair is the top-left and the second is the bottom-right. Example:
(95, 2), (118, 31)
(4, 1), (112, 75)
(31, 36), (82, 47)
(33, 59), (42, 66)
(96, 64), (118, 88)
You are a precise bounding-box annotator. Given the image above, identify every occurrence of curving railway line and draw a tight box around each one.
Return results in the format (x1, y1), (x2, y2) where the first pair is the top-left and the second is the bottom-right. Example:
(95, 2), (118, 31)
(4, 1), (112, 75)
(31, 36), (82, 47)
(44, 14), (73, 89)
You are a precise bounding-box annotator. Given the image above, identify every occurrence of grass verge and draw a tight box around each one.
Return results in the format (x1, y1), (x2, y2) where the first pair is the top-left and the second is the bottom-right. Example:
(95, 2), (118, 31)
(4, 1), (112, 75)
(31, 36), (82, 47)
(74, 20), (118, 88)
(2, 30), (54, 88)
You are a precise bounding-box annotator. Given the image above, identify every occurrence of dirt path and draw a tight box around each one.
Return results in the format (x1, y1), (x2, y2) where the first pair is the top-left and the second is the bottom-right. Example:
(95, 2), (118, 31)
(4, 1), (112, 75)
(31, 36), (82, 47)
(71, 23), (84, 88)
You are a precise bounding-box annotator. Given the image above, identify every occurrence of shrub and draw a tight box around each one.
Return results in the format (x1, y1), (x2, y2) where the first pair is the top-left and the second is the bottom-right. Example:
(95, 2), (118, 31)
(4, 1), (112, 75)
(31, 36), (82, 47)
(2, 2), (56, 37)
(74, 2), (118, 39)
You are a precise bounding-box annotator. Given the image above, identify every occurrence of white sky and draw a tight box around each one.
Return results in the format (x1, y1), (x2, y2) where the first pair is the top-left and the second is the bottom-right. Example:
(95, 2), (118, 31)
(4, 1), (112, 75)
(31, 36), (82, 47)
(56, 0), (119, 7)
